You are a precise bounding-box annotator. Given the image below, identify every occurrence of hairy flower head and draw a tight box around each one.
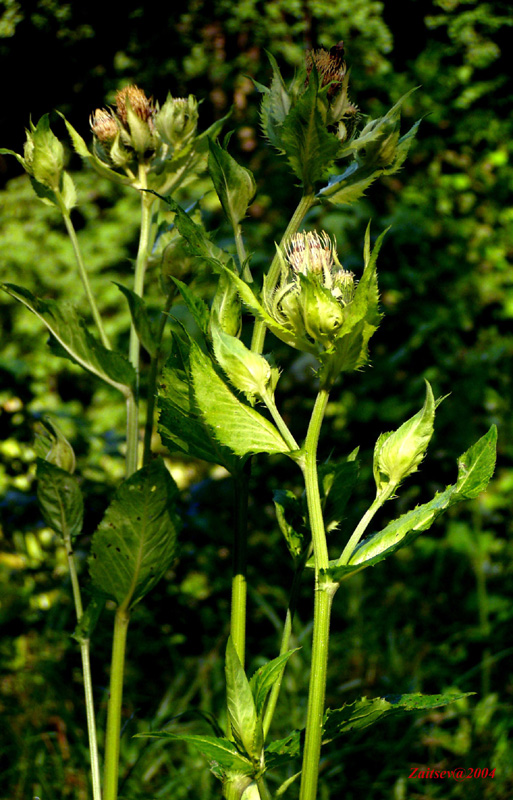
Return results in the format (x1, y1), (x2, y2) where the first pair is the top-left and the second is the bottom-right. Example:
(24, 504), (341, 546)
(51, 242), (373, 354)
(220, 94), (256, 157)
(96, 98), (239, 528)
(115, 85), (155, 125)
(90, 108), (118, 142)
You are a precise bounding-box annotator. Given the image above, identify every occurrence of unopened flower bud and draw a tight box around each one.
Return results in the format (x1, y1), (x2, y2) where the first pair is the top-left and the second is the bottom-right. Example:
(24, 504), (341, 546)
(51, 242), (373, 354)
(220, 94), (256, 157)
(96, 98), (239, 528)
(36, 418), (76, 474)
(212, 323), (279, 405)
(155, 94), (199, 149)
(24, 115), (64, 191)
(374, 381), (435, 494)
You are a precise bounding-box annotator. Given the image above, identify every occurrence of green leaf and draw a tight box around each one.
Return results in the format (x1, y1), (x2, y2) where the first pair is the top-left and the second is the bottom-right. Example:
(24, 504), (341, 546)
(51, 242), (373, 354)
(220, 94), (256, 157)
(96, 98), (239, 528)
(321, 457), (359, 531)
(158, 334), (240, 472)
(134, 731), (253, 778)
(455, 424), (497, 498)
(265, 730), (302, 770)
(225, 637), (263, 764)
(259, 51), (291, 149)
(323, 692), (473, 743)
(317, 161), (381, 205)
(190, 340), (290, 457)
(211, 322), (278, 405)
(115, 283), (158, 357)
(1, 284), (134, 395)
(59, 114), (132, 186)
(149, 193), (234, 273)
(88, 459), (180, 610)
(36, 459), (83, 539)
(249, 649), (300, 718)
(321, 426), (498, 581)
(265, 692), (471, 770)
(279, 74), (340, 190)
(273, 490), (306, 560)
(171, 276), (210, 335)
(208, 138), (256, 227)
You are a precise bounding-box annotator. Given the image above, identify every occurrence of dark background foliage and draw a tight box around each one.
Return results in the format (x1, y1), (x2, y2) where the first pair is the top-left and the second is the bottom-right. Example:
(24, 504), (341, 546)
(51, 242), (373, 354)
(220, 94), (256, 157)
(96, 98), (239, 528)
(1, 1), (512, 798)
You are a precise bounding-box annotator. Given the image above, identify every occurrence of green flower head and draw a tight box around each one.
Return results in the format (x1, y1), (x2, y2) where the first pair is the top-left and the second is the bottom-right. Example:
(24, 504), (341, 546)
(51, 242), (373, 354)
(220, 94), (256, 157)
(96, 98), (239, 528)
(267, 231), (356, 352)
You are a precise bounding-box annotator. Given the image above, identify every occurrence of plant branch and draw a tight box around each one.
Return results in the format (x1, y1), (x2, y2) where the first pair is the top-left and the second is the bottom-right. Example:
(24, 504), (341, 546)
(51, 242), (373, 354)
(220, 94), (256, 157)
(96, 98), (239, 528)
(64, 541), (102, 800)
(142, 285), (177, 466)
(61, 208), (111, 350)
(126, 174), (155, 477)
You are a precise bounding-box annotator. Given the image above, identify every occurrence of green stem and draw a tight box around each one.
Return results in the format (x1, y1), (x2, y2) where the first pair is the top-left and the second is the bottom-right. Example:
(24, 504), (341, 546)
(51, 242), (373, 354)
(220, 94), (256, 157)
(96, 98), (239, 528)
(337, 483), (396, 566)
(61, 209), (111, 350)
(299, 388), (337, 800)
(230, 464), (250, 668)
(234, 224), (252, 283)
(64, 544), (102, 800)
(142, 286), (177, 466)
(126, 176), (155, 477)
(251, 193), (316, 355)
(262, 391), (300, 452)
(103, 607), (131, 800)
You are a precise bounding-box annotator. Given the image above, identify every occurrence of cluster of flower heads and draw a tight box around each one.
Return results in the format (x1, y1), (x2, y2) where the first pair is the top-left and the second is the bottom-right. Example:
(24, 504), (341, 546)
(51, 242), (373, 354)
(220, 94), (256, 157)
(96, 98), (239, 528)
(89, 84), (199, 167)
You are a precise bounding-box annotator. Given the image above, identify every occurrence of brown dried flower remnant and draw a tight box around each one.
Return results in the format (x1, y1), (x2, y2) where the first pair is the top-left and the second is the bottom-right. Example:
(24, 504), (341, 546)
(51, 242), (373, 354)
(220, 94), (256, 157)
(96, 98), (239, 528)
(306, 42), (347, 98)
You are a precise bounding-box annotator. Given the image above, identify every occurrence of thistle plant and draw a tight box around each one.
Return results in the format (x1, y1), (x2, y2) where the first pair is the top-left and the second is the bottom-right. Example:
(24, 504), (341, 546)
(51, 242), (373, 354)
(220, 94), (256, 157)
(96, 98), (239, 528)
(1, 44), (497, 800)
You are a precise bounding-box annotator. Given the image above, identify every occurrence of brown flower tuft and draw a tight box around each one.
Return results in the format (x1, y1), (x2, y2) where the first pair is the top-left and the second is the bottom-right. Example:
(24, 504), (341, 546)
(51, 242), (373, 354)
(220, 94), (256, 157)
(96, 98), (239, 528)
(90, 108), (118, 142)
(306, 42), (347, 98)
(115, 85), (154, 125)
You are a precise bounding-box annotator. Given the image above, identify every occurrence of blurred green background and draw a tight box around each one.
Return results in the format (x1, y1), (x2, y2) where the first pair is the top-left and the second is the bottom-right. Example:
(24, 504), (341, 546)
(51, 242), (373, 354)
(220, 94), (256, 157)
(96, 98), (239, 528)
(1, 1), (512, 798)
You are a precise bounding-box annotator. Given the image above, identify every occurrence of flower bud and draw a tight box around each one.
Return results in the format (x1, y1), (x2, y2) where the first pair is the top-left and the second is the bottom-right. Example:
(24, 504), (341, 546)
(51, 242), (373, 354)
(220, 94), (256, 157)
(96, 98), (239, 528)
(374, 381), (435, 494)
(155, 94), (199, 150)
(271, 231), (356, 349)
(24, 115), (64, 191)
(210, 272), (242, 338)
(212, 323), (279, 405)
(90, 108), (118, 142)
(36, 418), (76, 474)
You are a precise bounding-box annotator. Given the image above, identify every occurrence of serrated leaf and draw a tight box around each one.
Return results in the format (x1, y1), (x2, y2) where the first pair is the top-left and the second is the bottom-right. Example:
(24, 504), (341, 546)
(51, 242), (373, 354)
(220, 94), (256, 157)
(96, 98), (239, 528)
(279, 76), (340, 190)
(323, 692), (473, 743)
(36, 459), (83, 539)
(321, 426), (498, 580)
(89, 459), (180, 610)
(208, 138), (256, 227)
(134, 731), (253, 778)
(264, 729), (302, 770)
(115, 283), (158, 357)
(225, 637), (263, 763)
(158, 335), (240, 472)
(171, 276), (210, 335)
(190, 340), (289, 457)
(455, 425), (497, 498)
(249, 649), (300, 718)
(150, 194), (235, 273)
(273, 490), (306, 559)
(317, 162), (380, 205)
(1, 284), (134, 395)
(59, 114), (132, 186)
(321, 459), (359, 530)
